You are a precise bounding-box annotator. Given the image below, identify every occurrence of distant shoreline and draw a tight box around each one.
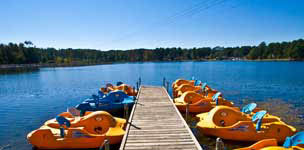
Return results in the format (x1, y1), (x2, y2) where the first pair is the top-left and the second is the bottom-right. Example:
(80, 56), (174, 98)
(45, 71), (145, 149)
(0, 63), (99, 70)
(0, 58), (301, 71)
(240, 58), (296, 61)
(0, 63), (108, 73)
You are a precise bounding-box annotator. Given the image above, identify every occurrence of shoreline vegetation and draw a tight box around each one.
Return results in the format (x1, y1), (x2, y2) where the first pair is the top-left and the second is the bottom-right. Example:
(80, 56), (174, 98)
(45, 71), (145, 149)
(0, 58), (299, 72)
(0, 58), (299, 68)
(0, 39), (303, 71)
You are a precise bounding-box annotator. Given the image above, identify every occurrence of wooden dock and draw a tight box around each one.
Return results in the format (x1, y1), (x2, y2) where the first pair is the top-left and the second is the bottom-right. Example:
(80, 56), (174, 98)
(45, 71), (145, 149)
(119, 86), (202, 150)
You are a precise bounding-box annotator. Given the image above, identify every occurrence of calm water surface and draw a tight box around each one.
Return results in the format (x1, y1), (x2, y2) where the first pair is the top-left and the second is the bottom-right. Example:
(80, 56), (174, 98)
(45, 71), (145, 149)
(0, 61), (304, 150)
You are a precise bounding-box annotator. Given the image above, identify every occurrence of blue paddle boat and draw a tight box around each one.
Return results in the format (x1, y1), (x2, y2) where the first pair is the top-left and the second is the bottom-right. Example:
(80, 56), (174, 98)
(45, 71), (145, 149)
(76, 90), (135, 115)
(83, 91), (106, 103)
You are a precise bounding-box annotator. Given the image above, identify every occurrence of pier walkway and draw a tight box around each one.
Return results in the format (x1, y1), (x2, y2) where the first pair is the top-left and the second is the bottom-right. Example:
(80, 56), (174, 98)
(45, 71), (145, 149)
(119, 86), (202, 150)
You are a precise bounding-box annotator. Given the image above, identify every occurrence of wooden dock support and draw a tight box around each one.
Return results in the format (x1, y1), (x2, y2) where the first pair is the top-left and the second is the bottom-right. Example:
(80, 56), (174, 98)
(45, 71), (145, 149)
(119, 86), (202, 150)
(124, 104), (129, 119)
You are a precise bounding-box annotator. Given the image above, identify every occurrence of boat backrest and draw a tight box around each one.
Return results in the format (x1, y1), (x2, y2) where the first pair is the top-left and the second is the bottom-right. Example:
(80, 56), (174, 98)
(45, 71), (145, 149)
(201, 82), (207, 91)
(191, 76), (195, 80)
(56, 116), (71, 138)
(283, 131), (304, 148)
(252, 110), (267, 131)
(194, 80), (202, 86)
(56, 116), (71, 127)
(116, 81), (124, 86)
(212, 92), (222, 105)
(241, 103), (257, 114)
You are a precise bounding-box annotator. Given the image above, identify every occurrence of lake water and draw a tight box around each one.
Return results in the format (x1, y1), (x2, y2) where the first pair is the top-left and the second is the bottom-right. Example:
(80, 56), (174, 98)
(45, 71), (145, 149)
(0, 61), (304, 150)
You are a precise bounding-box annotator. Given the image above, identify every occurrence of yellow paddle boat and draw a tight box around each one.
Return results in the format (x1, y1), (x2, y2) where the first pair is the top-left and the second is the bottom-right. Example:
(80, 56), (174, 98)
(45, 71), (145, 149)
(172, 78), (195, 90)
(235, 131), (304, 150)
(174, 91), (234, 113)
(27, 111), (126, 149)
(100, 82), (137, 96)
(196, 106), (296, 142)
(196, 103), (281, 123)
(172, 79), (196, 97)
(174, 82), (218, 98)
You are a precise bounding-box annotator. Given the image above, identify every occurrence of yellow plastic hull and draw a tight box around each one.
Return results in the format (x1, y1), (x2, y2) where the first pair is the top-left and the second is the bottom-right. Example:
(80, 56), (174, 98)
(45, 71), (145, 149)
(197, 122), (294, 142)
(27, 126), (123, 149)
(196, 106), (296, 142)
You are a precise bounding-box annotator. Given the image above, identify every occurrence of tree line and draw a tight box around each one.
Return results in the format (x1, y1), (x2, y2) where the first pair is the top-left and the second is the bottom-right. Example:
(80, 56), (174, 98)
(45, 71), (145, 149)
(0, 39), (304, 65)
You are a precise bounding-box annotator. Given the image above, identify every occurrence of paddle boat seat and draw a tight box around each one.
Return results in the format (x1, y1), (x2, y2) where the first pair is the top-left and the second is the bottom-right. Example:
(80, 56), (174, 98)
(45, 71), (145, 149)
(196, 106), (297, 142)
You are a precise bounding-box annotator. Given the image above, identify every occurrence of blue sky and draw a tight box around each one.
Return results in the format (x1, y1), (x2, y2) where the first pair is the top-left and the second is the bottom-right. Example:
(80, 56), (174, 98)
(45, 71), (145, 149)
(1, 0), (304, 50)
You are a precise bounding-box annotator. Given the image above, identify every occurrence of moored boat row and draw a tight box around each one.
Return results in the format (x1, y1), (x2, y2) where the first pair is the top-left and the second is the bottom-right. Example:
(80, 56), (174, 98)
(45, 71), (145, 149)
(173, 78), (303, 149)
(27, 82), (137, 149)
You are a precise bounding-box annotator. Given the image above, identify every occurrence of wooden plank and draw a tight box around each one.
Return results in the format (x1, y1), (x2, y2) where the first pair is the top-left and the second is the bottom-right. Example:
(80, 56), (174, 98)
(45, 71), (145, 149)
(125, 142), (195, 146)
(127, 136), (193, 140)
(125, 146), (197, 150)
(119, 86), (202, 150)
(128, 130), (189, 135)
(126, 139), (194, 143)
(129, 125), (186, 130)
(127, 133), (191, 137)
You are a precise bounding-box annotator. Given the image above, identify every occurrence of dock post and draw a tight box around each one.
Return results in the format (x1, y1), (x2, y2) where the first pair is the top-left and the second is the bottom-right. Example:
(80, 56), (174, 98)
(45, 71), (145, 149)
(133, 86), (136, 95)
(139, 77), (141, 86)
(100, 138), (110, 150)
(186, 103), (189, 122)
(124, 104), (129, 119)
(166, 81), (169, 92)
(163, 77), (166, 87)
(136, 82), (139, 91)
(216, 137), (224, 150)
